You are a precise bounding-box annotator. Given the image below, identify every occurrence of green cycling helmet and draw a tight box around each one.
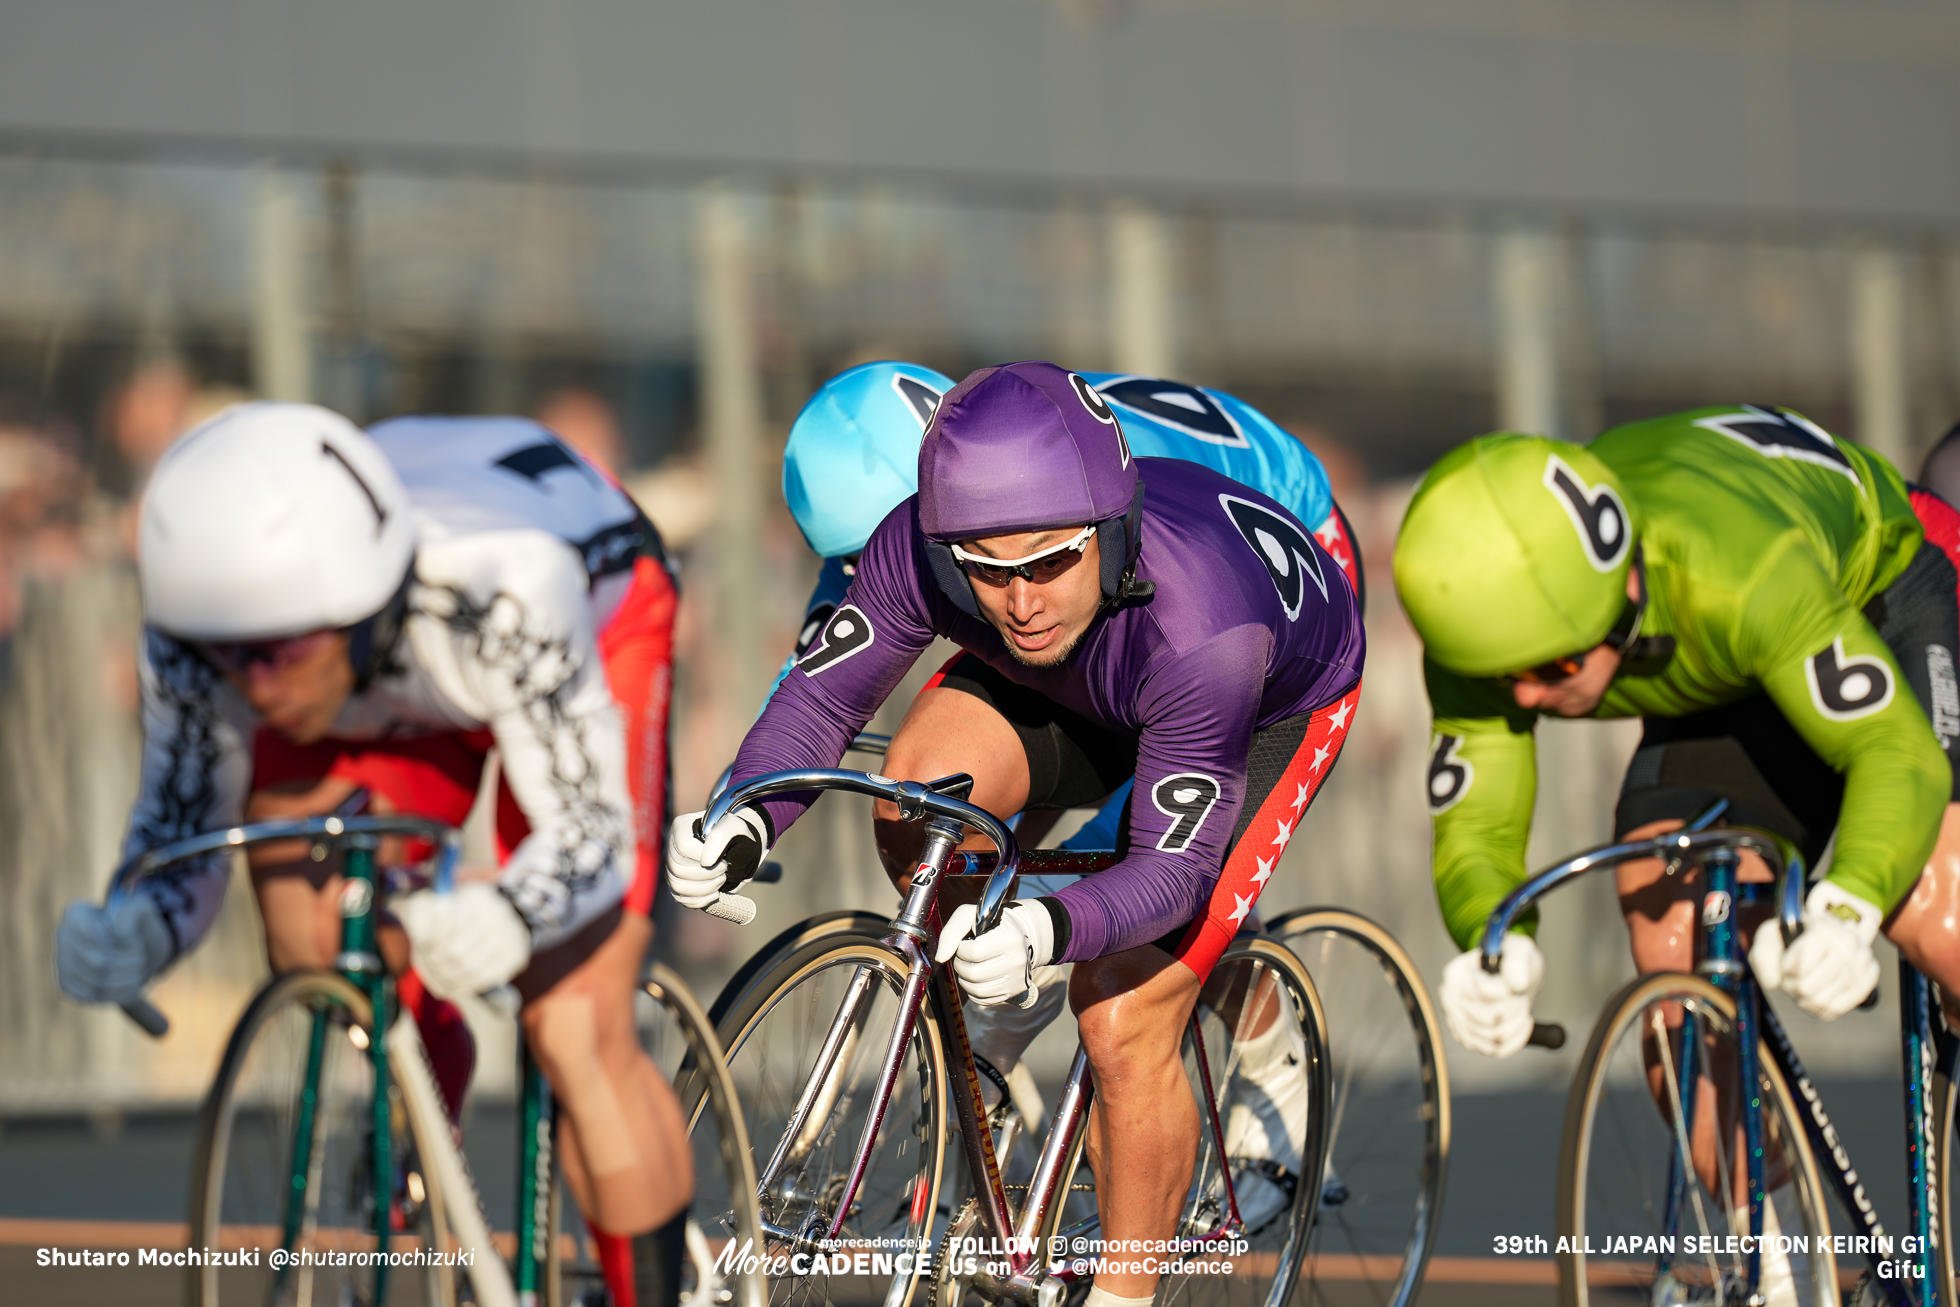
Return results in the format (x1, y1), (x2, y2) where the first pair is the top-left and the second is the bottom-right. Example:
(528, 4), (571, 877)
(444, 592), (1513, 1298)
(1394, 433), (1636, 678)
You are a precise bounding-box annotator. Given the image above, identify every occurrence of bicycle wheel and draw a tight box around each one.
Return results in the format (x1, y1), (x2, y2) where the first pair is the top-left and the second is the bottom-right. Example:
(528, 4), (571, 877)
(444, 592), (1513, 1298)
(547, 964), (769, 1307)
(708, 910), (894, 1026)
(1558, 972), (1837, 1307)
(1931, 1032), (1960, 1304)
(694, 933), (949, 1307)
(1267, 908), (1449, 1307)
(189, 970), (452, 1307)
(1036, 937), (1328, 1307)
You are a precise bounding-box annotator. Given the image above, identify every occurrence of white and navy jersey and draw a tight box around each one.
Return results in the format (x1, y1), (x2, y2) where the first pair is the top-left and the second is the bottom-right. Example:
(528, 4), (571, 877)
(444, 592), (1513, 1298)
(122, 417), (657, 961)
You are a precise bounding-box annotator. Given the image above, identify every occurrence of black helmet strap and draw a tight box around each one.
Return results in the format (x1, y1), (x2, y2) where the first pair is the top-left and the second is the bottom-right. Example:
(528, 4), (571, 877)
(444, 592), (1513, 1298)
(345, 567), (416, 692)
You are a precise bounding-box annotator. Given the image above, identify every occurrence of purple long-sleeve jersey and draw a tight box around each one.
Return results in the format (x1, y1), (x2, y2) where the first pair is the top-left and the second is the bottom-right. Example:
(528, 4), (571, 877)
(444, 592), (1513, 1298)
(732, 458), (1365, 962)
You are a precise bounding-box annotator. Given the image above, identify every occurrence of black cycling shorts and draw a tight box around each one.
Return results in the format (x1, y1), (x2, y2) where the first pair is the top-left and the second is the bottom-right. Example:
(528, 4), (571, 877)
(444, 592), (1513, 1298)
(929, 653), (1358, 960)
(929, 653), (1139, 810)
(1614, 526), (1960, 868)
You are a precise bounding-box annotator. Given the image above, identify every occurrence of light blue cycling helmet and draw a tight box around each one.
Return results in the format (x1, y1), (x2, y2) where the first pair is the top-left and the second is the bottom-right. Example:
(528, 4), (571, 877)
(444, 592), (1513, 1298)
(783, 361), (955, 558)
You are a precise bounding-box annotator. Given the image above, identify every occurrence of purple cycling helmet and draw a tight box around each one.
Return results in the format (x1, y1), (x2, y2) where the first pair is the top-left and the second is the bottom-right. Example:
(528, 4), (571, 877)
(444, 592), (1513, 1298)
(918, 360), (1151, 616)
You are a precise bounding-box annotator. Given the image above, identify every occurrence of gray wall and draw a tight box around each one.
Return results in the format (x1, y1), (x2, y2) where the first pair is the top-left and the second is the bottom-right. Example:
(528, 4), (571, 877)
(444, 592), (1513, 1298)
(3, 0), (1959, 222)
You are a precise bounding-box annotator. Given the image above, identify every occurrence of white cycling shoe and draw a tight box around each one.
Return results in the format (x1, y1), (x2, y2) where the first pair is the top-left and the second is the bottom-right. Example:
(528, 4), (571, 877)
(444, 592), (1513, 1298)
(1221, 1011), (1308, 1234)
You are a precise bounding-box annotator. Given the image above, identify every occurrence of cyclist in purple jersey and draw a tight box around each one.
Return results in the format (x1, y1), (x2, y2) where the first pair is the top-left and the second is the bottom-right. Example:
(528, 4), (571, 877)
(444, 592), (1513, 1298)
(667, 361), (1364, 1306)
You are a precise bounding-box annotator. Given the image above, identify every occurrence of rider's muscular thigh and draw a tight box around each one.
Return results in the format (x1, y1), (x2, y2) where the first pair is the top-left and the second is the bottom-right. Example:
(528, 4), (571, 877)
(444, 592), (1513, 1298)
(874, 687), (1031, 887)
(1617, 818), (1775, 974)
(1881, 803), (1960, 1022)
(244, 777), (410, 975)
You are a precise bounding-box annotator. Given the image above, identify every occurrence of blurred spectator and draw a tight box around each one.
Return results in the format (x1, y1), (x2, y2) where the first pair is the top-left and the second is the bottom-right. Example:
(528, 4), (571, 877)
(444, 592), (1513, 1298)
(107, 360), (197, 478)
(101, 361), (248, 556)
(535, 385), (626, 476)
(0, 426), (85, 628)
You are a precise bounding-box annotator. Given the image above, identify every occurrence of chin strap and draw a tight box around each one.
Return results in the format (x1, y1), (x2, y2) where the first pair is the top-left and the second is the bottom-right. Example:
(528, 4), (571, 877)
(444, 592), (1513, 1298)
(345, 568), (416, 691)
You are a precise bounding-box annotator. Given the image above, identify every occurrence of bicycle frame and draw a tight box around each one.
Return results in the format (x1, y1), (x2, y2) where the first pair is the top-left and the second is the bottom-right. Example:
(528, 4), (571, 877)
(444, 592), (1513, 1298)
(109, 809), (537, 1307)
(1486, 804), (1943, 1305)
(704, 767), (1269, 1307)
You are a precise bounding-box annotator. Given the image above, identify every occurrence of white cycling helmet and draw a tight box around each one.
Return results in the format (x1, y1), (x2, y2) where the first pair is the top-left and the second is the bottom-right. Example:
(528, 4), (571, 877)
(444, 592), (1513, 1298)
(140, 402), (417, 641)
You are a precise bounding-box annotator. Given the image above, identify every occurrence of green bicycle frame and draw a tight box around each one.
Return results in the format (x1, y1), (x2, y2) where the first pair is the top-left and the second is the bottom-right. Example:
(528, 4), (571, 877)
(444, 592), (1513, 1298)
(276, 835), (396, 1303)
(516, 1034), (555, 1305)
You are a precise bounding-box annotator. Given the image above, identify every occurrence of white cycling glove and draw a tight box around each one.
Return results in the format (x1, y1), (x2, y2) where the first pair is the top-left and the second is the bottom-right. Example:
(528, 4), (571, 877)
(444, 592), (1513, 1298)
(1440, 932), (1545, 1059)
(666, 807), (769, 919)
(936, 901), (1057, 1008)
(56, 894), (175, 1005)
(395, 882), (534, 1001)
(1748, 880), (1883, 1020)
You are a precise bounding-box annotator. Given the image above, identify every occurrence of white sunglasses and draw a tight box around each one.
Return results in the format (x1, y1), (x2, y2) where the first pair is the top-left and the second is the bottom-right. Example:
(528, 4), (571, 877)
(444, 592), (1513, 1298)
(949, 525), (1095, 585)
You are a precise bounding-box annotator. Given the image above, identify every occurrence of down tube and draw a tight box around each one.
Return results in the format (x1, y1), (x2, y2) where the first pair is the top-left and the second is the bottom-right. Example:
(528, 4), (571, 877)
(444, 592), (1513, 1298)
(1758, 1002), (1914, 1305)
(1904, 959), (1939, 1303)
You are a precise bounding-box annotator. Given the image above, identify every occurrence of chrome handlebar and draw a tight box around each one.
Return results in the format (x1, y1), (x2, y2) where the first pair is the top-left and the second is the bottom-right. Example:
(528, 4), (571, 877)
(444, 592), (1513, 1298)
(1479, 799), (1807, 975)
(107, 812), (466, 1038)
(703, 766), (1023, 932)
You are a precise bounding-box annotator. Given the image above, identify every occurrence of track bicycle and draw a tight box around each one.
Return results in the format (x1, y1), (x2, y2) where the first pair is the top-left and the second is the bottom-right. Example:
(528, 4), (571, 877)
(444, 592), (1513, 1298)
(706, 735), (1451, 1307)
(1485, 798), (1954, 1306)
(684, 765), (1331, 1307)
(110, 801), (766, 1307)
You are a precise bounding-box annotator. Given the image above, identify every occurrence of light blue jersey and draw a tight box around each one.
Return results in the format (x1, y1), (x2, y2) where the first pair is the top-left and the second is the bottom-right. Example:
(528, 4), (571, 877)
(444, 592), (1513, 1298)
(1076, 373), (1330, 530)
(770, 372), (1341, 852)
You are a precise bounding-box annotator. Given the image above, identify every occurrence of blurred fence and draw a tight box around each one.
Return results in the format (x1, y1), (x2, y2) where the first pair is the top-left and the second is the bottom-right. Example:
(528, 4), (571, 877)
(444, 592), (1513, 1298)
(0, 151), (1952, 1111)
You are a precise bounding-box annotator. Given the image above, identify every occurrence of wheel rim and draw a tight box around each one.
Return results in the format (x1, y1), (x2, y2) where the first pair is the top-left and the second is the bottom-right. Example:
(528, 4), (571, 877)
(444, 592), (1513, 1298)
(1562, 975), (1836, 1307)
(193, 973), (445, 1307)
(1115, 939), (1324, 1307)
(1273, 912), (1448, 1307)
(705, 940), (945, 1307)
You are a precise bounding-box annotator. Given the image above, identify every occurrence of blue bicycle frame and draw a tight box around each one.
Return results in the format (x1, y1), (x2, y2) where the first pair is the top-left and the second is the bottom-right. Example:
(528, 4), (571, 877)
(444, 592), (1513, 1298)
(1486, 802), (1946, 1304)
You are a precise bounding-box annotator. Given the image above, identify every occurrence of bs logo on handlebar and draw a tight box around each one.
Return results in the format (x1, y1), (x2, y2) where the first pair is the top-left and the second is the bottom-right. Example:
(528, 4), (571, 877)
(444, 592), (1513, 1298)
(1806, 636), (1894, 721)
(800, 604), (875, 675)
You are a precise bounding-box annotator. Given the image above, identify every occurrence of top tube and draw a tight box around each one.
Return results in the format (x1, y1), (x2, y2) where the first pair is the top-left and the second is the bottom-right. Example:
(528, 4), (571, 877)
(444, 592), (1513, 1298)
(1479, 815), (1807, 974)
(110, 813), (465, 901)
(704, 767), (1022, 931)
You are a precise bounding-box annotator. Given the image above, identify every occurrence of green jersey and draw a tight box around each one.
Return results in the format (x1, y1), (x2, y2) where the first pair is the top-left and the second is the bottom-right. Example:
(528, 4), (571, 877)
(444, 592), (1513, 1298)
(1426, 406), (1948, 951)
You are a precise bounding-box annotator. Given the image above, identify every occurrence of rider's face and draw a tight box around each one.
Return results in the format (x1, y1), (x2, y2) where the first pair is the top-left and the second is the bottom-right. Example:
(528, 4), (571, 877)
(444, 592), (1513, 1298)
(963, 527), (1104, 667)
(221, 631), (356, 743)
(1506, 569), (1642, 717)
(1507, 642), (1624, 717)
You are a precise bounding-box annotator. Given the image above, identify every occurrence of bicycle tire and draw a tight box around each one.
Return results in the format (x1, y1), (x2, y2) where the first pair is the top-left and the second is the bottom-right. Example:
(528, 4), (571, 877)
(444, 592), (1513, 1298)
(1557, 972), (1837, 1307)
(1266, 907), (1450, 1307)
(708, 910), (895, 1027)
(545, 964), (770, 1307)
(1034, 936), (1329, 1307)
(1931, 1032), (1960, 1304)
(188, 970), (453, 1307)
(693, 932), (949, 1307)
